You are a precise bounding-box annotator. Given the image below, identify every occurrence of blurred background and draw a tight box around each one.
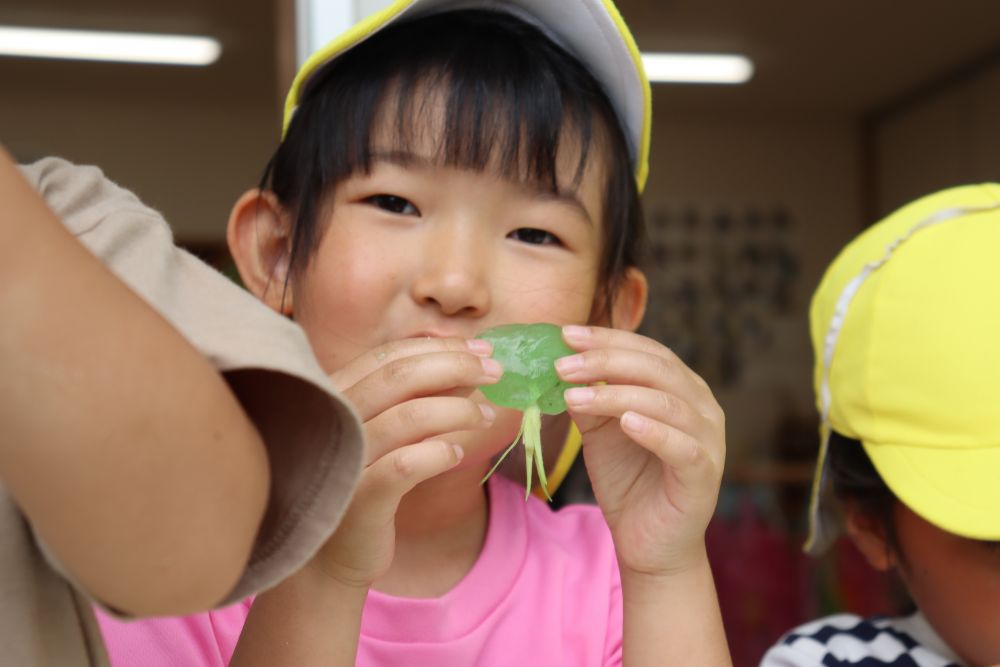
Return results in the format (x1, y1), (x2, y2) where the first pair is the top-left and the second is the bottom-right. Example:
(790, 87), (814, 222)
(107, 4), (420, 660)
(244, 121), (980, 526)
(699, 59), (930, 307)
(3, 1), (999, 663)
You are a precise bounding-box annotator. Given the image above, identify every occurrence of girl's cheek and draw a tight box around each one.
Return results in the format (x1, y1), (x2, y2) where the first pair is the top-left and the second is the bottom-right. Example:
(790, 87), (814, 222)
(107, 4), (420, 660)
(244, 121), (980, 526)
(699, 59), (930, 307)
(500, 282), (596, 324)
(294, 268), (399, 369)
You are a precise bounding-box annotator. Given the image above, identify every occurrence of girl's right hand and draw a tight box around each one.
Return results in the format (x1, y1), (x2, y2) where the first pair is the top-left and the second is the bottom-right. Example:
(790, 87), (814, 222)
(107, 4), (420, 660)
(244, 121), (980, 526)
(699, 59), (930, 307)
(306, 337), (502, 589)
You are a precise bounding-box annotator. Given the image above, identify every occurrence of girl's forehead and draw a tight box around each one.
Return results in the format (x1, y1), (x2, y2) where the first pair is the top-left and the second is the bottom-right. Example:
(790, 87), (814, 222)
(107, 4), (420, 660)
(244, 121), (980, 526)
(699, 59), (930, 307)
(367, 86), (608, 194)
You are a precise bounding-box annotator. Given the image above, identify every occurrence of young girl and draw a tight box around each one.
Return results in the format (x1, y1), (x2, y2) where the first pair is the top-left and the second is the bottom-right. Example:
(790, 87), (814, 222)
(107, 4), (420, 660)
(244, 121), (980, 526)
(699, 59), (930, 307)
(100, 1), (731, 664)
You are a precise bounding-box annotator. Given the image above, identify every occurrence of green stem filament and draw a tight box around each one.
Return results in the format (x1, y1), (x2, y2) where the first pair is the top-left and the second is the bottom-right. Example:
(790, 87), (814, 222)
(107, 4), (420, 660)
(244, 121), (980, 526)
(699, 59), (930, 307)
(480, 405), (550, 500)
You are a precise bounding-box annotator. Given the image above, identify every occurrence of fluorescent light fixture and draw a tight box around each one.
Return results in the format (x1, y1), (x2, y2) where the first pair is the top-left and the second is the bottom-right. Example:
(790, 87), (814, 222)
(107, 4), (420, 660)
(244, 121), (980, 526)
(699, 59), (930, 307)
(0, 26), (221, 66)
(641, 53), (754, 84)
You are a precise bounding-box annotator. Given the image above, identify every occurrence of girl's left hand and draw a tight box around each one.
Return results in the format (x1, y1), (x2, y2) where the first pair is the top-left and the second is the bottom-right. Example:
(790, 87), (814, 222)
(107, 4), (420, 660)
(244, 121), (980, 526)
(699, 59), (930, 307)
(555, 325), (725, 577)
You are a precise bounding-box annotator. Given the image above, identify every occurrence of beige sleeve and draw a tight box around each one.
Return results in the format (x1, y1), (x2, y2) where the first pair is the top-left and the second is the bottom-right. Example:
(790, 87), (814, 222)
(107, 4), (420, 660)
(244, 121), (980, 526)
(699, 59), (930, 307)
(19, 157), (363, 604)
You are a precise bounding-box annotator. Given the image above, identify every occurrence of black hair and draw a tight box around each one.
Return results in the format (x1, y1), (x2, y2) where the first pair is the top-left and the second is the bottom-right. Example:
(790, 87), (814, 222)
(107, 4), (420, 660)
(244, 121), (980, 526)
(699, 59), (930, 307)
(262, 9), (644, 320)
(828, 430), (1000, 575)
(826, 430), (902, 556)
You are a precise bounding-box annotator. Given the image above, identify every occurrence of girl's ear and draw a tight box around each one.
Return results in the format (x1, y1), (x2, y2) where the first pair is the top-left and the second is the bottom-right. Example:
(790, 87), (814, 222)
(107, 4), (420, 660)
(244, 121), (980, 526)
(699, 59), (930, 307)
(227, 189), (294, 315)
(844, 501), (897, 571)
(609, 266), (648, 332)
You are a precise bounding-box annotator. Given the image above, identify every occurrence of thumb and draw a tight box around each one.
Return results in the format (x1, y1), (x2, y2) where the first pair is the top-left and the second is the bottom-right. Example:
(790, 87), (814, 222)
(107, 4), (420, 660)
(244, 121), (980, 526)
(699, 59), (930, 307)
(564, 409), (614, 442)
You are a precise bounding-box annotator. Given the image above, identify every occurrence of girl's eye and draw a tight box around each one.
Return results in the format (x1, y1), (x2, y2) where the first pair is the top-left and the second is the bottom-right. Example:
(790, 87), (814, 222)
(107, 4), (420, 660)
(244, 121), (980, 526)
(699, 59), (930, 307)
(365, 194), (419, 216)
(508, 227), (561, 246)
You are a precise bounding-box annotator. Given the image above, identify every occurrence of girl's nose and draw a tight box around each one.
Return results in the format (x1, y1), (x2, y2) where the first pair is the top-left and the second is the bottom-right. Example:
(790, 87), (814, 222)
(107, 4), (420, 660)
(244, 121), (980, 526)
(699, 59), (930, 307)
(410, 228), (491, 317)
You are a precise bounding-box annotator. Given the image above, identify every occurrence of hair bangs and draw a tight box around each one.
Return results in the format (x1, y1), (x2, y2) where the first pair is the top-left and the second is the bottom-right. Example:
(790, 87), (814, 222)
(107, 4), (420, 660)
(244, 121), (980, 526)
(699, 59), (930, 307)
(336, 11), (599, 194)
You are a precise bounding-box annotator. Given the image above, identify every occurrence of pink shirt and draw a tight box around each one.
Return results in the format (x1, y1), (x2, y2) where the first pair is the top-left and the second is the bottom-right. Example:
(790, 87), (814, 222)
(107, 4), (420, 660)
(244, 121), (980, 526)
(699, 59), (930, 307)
(98, 475), (623, 666)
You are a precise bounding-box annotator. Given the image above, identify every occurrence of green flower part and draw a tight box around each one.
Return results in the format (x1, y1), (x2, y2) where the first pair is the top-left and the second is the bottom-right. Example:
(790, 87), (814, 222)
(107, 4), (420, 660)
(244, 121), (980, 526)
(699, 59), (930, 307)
(477, 323), (582, 500)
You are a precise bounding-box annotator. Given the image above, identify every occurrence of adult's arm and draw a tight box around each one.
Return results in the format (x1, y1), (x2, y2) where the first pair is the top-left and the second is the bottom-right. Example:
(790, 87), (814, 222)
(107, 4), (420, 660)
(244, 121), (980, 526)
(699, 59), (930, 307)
(0, 147), (270, 616)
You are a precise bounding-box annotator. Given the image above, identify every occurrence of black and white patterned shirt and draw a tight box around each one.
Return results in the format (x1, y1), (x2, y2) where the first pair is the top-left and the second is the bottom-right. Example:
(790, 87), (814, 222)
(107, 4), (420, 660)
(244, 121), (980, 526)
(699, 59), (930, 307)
(760, 612), (964, 667)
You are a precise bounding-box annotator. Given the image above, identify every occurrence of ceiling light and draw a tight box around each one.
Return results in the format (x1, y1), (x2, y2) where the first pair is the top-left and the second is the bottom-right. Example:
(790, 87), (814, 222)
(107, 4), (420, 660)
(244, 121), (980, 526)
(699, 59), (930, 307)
(0, 26), (221, 66)
(641, 53), (754, 84)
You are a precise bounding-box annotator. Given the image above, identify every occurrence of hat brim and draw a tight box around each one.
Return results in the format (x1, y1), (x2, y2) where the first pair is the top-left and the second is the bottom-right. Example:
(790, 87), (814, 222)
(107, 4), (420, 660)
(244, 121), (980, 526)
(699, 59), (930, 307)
(282, 0), (651, 190)
(864, 440), (1000, 542)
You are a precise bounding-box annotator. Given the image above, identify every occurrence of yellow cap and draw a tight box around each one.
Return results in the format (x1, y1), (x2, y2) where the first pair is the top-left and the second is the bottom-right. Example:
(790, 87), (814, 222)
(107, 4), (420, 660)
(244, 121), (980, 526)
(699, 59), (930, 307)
(281, 0), (651, 191)
(805, 183), (1000, 554)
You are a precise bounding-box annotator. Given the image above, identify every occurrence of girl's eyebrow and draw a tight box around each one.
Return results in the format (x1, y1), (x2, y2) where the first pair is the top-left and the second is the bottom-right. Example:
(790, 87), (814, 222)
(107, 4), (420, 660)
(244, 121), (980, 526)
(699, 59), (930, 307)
(368, 149), (593, 226)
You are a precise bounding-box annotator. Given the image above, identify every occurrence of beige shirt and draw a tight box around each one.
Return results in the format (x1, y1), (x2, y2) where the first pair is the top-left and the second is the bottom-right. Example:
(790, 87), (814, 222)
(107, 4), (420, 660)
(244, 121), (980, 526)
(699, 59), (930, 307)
(2, 158), (364, 665)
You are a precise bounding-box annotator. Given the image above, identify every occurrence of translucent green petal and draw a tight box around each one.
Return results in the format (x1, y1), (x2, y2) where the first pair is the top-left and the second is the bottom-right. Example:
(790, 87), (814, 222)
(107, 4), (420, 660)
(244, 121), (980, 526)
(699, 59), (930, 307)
(476, 323), (581, 501)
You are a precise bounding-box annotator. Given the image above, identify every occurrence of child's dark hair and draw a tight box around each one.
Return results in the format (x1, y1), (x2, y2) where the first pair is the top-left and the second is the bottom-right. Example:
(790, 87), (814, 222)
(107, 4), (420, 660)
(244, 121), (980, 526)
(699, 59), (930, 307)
(263, 9), (645, 321)
(826, 430), (901, 556)
(828, 431), (1000, 559)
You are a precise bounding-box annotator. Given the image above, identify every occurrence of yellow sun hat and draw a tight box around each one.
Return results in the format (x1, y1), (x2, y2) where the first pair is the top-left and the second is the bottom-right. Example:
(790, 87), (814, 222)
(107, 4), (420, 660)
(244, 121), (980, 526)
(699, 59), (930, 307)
(281, 0), (651, 192)
(805, 183), (1000, 554)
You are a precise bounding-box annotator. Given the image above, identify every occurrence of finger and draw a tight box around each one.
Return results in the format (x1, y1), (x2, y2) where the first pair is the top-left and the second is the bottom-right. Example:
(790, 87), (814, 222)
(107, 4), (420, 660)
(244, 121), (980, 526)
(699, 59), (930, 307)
(562, 325), (673, 359)
(555, 347), (713, 414)
(561, 325), (718, 406)
(331, 337), (493, 390)
(616, 412), (719, 487)
(340, 350), (503, 421)
(563, 385), (707, 441)
(356, 440), (465, 517)
(364, 397), (495, 463)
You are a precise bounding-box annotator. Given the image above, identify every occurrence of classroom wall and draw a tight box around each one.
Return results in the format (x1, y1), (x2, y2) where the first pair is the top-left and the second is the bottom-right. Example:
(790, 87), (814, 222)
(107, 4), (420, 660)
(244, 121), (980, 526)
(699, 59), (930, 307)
(2, 88), (279, 244)
(641, 103), (863, 466)
(875, 60), (1000, 216)
(0, 1), (282, 245)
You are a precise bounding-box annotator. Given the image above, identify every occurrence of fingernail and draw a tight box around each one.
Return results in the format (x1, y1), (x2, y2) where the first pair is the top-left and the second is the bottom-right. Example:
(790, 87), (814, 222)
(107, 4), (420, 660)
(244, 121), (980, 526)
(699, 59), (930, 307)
(562, 325), (591, 342)
(480, 357), (504, 380)
(555, 354), (585, 374)
(479, 403), (496, 422)
(564, 387), (595, 406)
(467, 339), (492, 355)
(622, 412), (647, 434)
(451, 444), (465, 463)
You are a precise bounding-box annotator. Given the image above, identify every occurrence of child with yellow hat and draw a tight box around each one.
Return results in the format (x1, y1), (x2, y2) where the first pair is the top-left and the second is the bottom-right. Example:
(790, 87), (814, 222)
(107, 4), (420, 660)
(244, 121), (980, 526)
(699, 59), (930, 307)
(762, 184), (1000, 667)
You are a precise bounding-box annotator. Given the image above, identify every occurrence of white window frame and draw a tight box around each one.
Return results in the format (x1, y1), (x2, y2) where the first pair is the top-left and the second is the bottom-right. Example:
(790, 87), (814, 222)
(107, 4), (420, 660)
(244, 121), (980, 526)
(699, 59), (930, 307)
(294, 0), (394, 66)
